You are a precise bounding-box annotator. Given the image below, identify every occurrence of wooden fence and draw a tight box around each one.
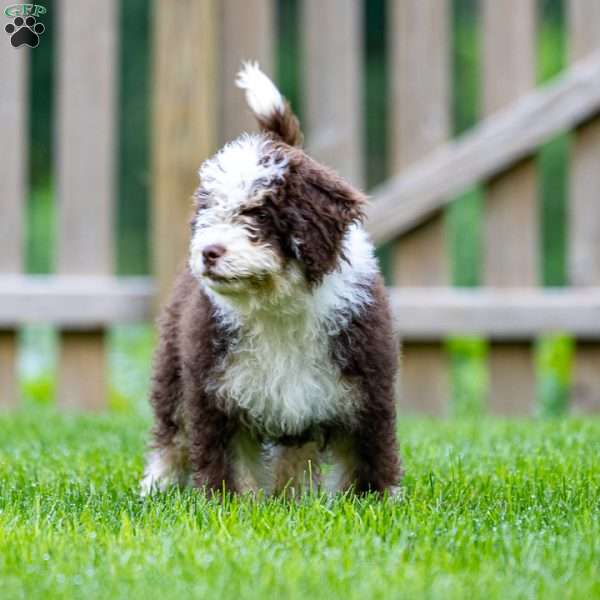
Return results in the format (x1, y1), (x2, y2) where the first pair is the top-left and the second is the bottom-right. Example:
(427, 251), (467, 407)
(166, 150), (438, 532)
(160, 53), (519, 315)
(1, 0), (599, 414)
(369, 0), (600, 415)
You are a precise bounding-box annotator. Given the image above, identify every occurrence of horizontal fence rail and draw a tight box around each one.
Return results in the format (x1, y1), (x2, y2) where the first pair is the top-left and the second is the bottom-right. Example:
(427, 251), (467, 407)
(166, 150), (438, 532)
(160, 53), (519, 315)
(0, 276), (154, 328)
(388, 287), (600, 340)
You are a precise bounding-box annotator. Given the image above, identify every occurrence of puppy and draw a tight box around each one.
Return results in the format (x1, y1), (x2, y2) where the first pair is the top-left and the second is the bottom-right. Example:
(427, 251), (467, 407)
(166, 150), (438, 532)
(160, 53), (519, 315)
(141, 63), (401, 497)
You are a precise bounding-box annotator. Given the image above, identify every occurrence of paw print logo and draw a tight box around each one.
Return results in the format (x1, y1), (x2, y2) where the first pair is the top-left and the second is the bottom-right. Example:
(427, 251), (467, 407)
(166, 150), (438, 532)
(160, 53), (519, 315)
(5, 15), (45, 48)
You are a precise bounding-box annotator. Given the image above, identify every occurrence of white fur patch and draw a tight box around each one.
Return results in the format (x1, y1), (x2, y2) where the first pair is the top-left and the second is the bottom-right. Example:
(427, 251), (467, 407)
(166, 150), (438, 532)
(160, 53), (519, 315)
(198, 133), (287, 209)
(191, 134), (288, 286)
(189, 221), (281, 286)
(209, 225), (379, 437)
(312, 225), (379, 331)
(236, 61), (284, 120)
(211, 312), (356, 437)
(140, 446), (188, 496)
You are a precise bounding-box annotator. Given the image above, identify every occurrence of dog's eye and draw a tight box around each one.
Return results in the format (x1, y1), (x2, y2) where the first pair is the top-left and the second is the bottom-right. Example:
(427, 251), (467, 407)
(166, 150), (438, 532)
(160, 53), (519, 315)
(254, 209), (269, 223)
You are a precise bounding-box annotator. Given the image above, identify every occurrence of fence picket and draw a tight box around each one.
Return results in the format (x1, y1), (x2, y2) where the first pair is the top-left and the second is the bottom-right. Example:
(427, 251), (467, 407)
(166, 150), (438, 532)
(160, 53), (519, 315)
(568, 0), (600, 413)
(0, 24), (27, 407)
(220, 0), (274, 144)
(0, 333), (18, 409)
(389, 0), (450, 415)
(483, 0), (538, 414)
(303, 0), (363, 187)
(56, 0), (118, 409)
(152, 0), (219, 307)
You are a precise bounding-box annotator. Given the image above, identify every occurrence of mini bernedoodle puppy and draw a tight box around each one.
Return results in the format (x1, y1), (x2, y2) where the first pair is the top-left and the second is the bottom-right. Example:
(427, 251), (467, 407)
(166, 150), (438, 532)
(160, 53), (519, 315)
(141, 63), (401, 497)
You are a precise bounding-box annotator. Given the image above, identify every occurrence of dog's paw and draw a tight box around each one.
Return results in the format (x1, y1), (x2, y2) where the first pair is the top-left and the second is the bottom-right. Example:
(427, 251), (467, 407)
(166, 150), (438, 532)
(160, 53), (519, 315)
(139, 476), (157, 497)
(140, 449), (183, 497)
(387, 485), (405, 502)
(140, 469), (184, 496)
(140, 477), (178, 496)
(140, 472), (167, 497)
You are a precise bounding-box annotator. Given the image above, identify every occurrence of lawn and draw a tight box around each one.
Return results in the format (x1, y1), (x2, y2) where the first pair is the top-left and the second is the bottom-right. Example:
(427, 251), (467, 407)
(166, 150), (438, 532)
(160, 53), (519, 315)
(0, 412), (598, 600)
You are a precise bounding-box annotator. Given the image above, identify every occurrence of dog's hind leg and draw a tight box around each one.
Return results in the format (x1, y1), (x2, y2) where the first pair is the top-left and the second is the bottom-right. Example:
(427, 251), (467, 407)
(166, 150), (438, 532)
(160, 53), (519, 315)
(330, 280), (403, 496)
(142, 303), (189, 496)
(325, 418), (401, 497)
(351, 400), (402, 496)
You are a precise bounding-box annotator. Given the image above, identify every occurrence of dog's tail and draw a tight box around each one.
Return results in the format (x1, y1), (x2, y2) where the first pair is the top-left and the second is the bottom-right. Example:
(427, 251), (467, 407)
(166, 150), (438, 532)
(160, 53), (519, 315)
(236, 62), (303, 147)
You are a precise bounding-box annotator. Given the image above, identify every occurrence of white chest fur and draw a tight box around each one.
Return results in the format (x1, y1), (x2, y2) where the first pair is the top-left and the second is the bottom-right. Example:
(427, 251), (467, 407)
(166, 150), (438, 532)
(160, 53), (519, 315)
(212, 316), (357, 436)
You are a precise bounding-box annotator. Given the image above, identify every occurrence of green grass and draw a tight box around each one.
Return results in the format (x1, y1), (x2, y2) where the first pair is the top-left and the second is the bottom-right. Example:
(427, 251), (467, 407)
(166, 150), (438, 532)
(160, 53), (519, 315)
(1, 412), (599, 600)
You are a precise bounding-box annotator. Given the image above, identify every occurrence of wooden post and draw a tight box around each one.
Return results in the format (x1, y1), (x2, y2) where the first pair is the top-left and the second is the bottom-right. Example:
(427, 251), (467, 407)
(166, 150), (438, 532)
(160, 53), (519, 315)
(482, 0), (538, 414)
(389, 0), (450, 415)
(303, 0), (363, 187)
(56, 0), (118, 409)
(568, 1), (600, 413)
(153, 0), (219, 306)
(220, 0), (274, 144)
(0, 24), (28, 408)
(0, 332), (19, 408)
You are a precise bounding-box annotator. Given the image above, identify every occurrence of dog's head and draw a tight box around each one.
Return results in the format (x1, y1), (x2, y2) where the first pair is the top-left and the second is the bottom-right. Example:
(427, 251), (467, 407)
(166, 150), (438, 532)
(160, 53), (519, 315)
(189, 63), (365, 298)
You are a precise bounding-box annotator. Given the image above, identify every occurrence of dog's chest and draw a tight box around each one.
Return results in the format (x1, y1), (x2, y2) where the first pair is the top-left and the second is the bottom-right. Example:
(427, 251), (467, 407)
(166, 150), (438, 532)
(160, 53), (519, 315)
(211, 320), (357, 436)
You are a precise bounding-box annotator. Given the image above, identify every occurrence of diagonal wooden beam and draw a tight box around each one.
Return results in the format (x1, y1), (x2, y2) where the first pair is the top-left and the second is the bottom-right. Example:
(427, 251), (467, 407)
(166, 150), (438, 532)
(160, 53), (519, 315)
(366, 51), (600, 245)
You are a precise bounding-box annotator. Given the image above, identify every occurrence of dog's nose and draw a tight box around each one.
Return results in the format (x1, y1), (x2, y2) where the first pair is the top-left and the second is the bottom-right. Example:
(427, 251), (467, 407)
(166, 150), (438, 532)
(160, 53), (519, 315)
(202, 244), (226, 265)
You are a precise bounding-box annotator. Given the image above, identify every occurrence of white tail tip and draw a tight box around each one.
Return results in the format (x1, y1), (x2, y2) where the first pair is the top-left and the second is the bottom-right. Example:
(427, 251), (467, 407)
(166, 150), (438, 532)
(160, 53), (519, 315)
(236, 61), (284, 120)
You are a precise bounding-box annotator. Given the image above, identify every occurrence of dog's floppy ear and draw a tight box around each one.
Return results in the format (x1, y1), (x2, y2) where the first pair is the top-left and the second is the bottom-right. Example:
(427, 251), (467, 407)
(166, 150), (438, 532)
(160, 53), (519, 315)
(282, 154), (366, 285)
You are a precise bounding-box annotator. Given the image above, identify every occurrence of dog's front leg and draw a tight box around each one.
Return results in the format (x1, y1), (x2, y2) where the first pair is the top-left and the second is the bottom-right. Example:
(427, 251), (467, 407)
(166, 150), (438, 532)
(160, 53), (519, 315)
(352, 411), (402, 496)
(326, 415), (401, 496)
(185, 393), (238, 495)
(328, 382), (402, 495)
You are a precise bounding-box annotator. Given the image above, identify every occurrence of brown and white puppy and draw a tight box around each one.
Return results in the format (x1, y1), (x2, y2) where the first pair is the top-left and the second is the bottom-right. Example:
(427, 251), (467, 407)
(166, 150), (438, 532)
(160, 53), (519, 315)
(141, 63), (401, 497)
